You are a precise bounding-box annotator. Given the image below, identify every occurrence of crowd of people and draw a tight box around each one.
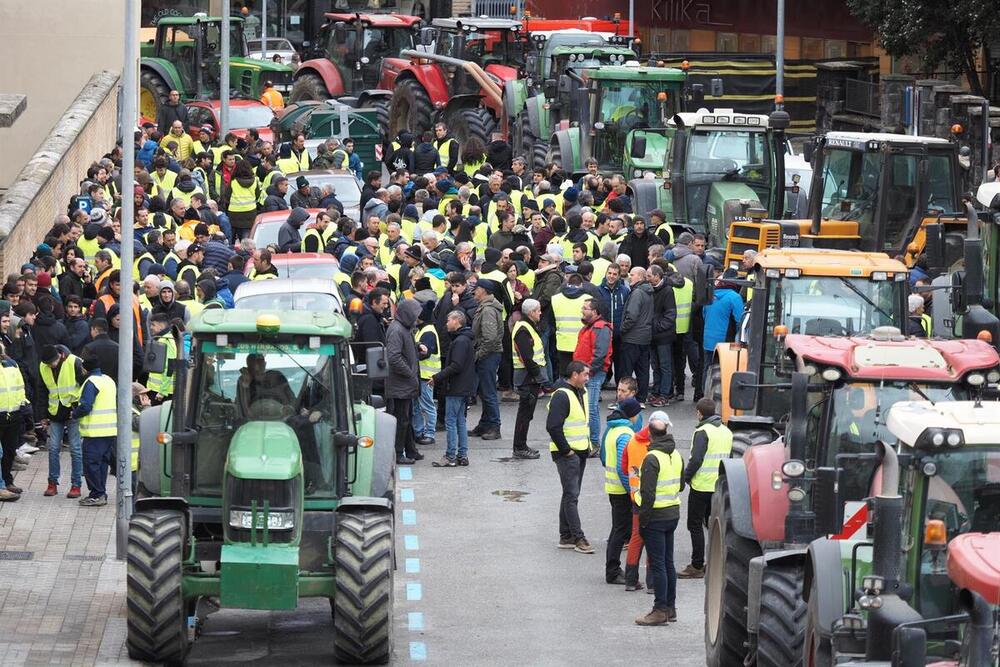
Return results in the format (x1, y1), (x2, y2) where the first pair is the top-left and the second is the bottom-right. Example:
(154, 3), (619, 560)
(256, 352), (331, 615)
(0, 93), (750, 626)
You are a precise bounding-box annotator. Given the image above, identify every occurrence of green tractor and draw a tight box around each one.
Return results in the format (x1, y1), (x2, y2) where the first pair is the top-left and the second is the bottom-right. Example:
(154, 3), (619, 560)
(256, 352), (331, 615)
(140, 14), (295, 121)
(127, 310), (396, 665)
(543, 65), (687, 179)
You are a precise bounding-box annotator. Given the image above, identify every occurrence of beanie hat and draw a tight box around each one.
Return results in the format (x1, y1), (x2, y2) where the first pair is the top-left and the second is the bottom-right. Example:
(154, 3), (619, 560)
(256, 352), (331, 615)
(618, 397), (642, 418)
(36, 272), (52, 289)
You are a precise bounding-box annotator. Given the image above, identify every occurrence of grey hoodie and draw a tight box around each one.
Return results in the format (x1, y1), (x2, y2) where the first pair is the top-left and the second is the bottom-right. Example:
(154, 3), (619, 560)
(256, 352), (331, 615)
(671, 244), (703, 282)
(277, 207), (310, 253)
(619, 281), (654, 345)
(384, 299), (421, 399)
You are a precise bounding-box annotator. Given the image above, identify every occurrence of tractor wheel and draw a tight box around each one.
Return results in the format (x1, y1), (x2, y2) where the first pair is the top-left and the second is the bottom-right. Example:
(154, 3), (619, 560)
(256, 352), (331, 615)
(139, 69), (170, 123)
(531, 139), (548, 169)
(389, 78), (433, 138)
(731, 429), (775, 458)
(332, 509), (394, 665)
(547, 139), (562, 169)
(290, 72), (330, 102)
(705, 363), (722, 417)
(804, 573), (834, 667)
(757, 564), (807, 667)
(705, 482), (760, 667)
(448, 105), (496, 146)
(516, 113), (548, 169)
(360, 98), (390, 141)
(126, 510), (189, 665)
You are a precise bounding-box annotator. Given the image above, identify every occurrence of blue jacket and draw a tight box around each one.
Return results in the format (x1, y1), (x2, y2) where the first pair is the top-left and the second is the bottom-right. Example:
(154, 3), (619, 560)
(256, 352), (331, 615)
(71, 369), (105, 421)
(600, 416), (637, 490)
(136, 140), (158, 170)
(598, 278), (630, 332)
(348, 153), (363, 181)
(702, 287), (744, 352)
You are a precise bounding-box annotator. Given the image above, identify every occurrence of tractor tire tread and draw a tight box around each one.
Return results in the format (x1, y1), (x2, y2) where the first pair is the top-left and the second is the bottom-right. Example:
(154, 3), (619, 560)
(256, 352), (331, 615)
(290, 72), (330, 102)
(757, 564), (807, 667)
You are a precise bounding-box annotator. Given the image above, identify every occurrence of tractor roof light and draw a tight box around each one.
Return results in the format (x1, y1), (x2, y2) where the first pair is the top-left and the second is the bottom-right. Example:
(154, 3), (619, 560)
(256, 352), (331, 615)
(862, 575), (885, 594)
(216, 334), (229, 346)
(784, 268), (802, 278)
(921, 459), (938, 477)
(951, 123), (964, 135)
(733, 116), (747, 125)
(924, 518), (947, 548)
(870, 271), (887, 281)
(701, 116), (716, 124)
(747, 117), (761, 126)
(716, 116), (730, 124)
(822, 368), (843, 382)
(256, 314), (281, 335)
(765, 268), (781, 279)
(967, 372), (986, 387)
(915, 427), (964, 450)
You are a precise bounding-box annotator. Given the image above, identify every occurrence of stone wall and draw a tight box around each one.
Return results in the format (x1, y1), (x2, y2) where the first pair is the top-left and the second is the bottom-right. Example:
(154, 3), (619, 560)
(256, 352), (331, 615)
(0, 71), (120, 277)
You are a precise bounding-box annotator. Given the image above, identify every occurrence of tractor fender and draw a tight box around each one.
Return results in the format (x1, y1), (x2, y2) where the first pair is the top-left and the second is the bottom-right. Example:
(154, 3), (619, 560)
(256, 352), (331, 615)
(378, 56), (411, 90)
(803, 538), (847, 639)
(357, 88), (392, 105)
(134, 496), (192, 539)
(629, 179), (670, 223)
(743, 440), (791, 543)
(504, 79), (524, 120)
(443, 93), (486, 118)
(396, 66), (450, 107)
(141, 60), (180, 92)
(485, 62), (518, 85)
(294, 59), (345, 97)
(552, 127), (579, 172)
(138, 404), (164, 495)
(369, 409), (397, 502)
(336, 496), (393, 513)
(525, 95), (549, 141)
(719, 458), (756, 540)
(746, 548), (807, 634)
(713, 341), (747, 422)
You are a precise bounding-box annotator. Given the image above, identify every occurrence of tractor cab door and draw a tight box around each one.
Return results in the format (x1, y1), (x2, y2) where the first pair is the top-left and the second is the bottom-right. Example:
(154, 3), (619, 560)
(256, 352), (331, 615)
(437, 31), (485, 97)
(361, 28), (410, 90)
(163, 25), (200, 94)
(199, 22), (224, 93)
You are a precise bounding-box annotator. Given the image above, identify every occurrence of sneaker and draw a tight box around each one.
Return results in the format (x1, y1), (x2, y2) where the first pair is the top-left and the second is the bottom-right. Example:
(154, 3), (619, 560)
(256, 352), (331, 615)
(432, 456), (457, 467)
(677, 564), (705, 579)
(18, 444), (39, 454)
(0, 488), (20, 501)
(606, 572), (626, 585)
(79, 496), (107, 507)
(670, 394), (686, 404)
(467, 426), (483, 437)
(625, 581), (645, 592)
(500, 390), (519, 403)
(408, 449), (425, 461)
(6, 485), (22, 495)
(15, 453), (31, 464)
(396, 455), (416, 465)
(66, 486), (82, 499)
(480, 430), (501, 441)
(415, 436), (435, 446)
(44, 482), (57, 497)
(574, 538), (595, 554)
(648, 395), (665, 407)
(635, 609), (670, 626)
(512, 447), (540, 459)
(457, 456), (469, 466)
(557, 537), (576, 549)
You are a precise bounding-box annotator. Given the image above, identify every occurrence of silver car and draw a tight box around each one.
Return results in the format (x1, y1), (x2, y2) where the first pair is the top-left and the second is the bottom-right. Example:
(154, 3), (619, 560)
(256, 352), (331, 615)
(284, 170), (362, 224)
(247, 38), (298, 65)
(233, 278), (343, 314)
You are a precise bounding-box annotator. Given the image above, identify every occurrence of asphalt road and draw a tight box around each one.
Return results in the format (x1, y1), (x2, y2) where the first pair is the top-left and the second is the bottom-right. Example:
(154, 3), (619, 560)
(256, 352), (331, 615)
(185, 389), (708, 666)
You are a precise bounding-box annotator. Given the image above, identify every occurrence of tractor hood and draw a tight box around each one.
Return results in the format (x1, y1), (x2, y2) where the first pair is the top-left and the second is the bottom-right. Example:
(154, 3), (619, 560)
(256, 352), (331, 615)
(947, 532), (1000, 605)
(706, 181), (762, 242)
(226, 421), (302, 481)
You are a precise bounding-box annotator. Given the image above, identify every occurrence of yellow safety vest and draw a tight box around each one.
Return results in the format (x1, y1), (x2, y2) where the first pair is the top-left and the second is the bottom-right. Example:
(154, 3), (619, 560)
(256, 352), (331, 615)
(400, 218), (417, 244)
(920, 313), (932, 337)
(511, 320), (546, 370)
(655, 222), (675, 245)
(463, 156), (486, 177)
(0, 365), (26, 413)
(427, 274), (446, 298)
(550, 292), (587, 352)
(436, 138), (455, 168)
(276, 149), (310, 174)
(378, 240), (401, 268)
(603, 424), (633, 495)
(39, 355), (81, 416)
(132, 252), (156, 282)
(590, 257), (611, 286)
(520, 269), (535, 291)
(131, 406), (141, 472)
(179, 298), (204, 318)
(415, 324), (441, 380)
(151, 170), (177, 197)
(472, 220), (489, 252)
(437, 193), (458, 215)
(77, 236), (100, 264)
(674, 278), (693, 335)
(334, 270), (352, 294)
(177, 263), (201, 290)
(689, 421), (734, 492)
(210, 145), (230, 166)
(301, 227), (325, 253)
(170, 185), (204, 208)
(387, 264), (402, 294)
(634, 449), (682, 508)
(547, 386), (590, 452)
(228, 179), (259, 213)
(146, 333), (177, 396)
(259, 170), (282, 205)
(79, 374), (117, 438)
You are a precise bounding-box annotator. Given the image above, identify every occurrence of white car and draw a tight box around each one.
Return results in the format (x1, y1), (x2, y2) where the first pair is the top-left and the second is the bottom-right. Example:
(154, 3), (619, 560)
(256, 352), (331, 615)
(284, 170), (362, 223)
(233, 278), (343, 314)
(247, 38), (298, 65)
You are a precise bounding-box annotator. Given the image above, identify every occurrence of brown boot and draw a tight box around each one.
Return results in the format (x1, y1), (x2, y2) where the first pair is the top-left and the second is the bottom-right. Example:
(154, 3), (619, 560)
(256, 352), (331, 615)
(635, 608), (670, 626)
(677, 564), (705, 579)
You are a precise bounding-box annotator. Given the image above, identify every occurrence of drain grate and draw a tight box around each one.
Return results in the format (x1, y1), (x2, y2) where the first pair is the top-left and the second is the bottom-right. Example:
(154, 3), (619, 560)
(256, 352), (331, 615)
(65, 554), (105, 561)
(0, 550), (33, 560)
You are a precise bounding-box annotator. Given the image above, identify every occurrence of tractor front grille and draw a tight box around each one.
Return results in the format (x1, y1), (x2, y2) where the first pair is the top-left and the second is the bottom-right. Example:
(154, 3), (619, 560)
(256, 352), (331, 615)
(226, 475), (299, 544)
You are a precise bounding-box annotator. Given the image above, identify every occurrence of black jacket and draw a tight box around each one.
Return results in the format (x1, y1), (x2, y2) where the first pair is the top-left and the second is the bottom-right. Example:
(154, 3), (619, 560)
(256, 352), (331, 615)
(432, 287), (478, 355)
(355, 305), (387, 345)
(431, 326), (476, 396)
(156, 102), (189, 137)
(639, 432), (684, 525)
(486, 140), (513, 172)
(384, 300), (421, 399)
(650, 276), (680, 344)
(82, 334), (119, 387)
(32, 311), (69, 350)
(618, 229), (655, 269)
(58, 272), (96, 310)
(413, 142), (439, 173)
(262, 184), (290, 213)
(545, 379), (587, 460)
(65, 315), (91, 354)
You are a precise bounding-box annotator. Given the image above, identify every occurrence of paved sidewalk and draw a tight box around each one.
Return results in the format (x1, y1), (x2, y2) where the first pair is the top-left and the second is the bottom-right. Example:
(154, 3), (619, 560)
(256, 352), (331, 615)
(0, 444), (137, 667)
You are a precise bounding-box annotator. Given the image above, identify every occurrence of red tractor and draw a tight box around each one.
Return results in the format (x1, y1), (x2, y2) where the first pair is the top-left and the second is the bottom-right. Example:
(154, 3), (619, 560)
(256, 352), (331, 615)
(290, 13), (423, 132)
(386, 17), (529, 145)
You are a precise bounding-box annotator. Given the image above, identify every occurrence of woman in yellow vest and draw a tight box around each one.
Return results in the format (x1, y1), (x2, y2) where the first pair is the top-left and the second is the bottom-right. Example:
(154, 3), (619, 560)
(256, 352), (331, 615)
(71, 357), (118, 507)
(412, 303), (440, 446)
(460, 137), (487, 178)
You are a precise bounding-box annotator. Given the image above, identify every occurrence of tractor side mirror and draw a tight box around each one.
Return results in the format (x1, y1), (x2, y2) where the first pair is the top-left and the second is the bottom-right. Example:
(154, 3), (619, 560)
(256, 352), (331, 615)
(710, 78), (724, 97)
(333, 431), (359, 449)
(419, 27), (435, 46)
(143, 340), (167, 373)
(630, 134), (647, 159)
(962, 238), (985, 309)
(543, 78), (557, 99)
(891, 627), (927, 667)
(729, 371), (757, 411)
(690, 83), (704, 107)
(694, 263), (715, 306)
(365, 347), (388, 380)
(812, 467), (843, 535)
(333, 22), (347, 45)
(802, 139), (814, 164)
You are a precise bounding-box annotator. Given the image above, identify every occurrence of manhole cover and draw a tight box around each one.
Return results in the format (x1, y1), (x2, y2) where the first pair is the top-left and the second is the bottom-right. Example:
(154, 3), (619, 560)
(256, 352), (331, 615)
(0, 551), (32, 560)
(65, 554), (105, 561)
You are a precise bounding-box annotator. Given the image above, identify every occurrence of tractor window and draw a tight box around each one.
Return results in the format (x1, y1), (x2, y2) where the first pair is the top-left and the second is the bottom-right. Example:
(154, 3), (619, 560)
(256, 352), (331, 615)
(592, 81), (673, 171)
(882, 154), (919, 251)
(768, 275), (903, 337)
(820, 148), (880, 231)
(165, 26), (199, 92)
(190, 344), (343, 497)
(927, 153), (958, 213)
(686, 130), (769, 181)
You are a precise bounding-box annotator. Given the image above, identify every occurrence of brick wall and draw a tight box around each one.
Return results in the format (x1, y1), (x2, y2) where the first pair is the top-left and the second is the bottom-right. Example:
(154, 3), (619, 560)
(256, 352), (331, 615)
(0, 71), (119, 277)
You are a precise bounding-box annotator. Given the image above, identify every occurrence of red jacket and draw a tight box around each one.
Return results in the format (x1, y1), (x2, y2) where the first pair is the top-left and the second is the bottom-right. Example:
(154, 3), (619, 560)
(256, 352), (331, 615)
(573, 317), (613, 373)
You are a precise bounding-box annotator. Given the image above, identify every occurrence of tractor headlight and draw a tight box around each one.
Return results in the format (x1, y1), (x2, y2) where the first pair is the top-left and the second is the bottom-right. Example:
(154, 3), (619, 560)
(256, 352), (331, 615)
(821, 368), (842, 382)
(229, 509), (295, 530)
(967, 372), (986, 386)
(782, 460), (806, 478)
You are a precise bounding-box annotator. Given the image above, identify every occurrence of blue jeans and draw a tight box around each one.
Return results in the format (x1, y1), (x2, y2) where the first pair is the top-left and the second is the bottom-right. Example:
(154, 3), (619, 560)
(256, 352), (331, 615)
(411, 380), (436, 440)
(652, 343), (674, 397)
(475, 352), (501, 431)
(585, 370), (606, 449)
(640, 518), (679, 610)
(82, 436), (114, 499)
(541, 327), (555, 384)
(444, 396), (468, 460)
(48, 419), (82, 487)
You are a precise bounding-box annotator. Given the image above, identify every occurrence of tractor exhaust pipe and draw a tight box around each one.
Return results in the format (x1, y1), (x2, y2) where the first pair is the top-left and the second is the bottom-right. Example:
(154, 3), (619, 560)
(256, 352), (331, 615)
(958, 588), (994, 667)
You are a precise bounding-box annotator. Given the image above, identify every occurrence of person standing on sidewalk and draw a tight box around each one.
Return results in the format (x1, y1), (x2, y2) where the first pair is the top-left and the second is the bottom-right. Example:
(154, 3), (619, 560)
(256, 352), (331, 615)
(385, 299), (423, 465)
(510, 299), (544, 460)
(603, 397), (642, 584)
(72, 357), (117, 507)
(573, 298), (612, 454)
(411, 301), (439, 447)
(618, 267), (654, 404)
(547, 360), (593, 554)
(470, 278), (503, 440)
(678, 397), (733, 579)
(634, 415), (684, 625)
(39, 344), (84, 498)
(0, 348), (28, 501)
(430, 310), (477, 467)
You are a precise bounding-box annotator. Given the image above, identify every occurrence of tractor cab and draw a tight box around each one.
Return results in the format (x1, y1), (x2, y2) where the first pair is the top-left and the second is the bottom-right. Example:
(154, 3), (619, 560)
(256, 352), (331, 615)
(524, 28), (635, 81)
(431, 18), (528, 74)
(315, 13), (420, 92)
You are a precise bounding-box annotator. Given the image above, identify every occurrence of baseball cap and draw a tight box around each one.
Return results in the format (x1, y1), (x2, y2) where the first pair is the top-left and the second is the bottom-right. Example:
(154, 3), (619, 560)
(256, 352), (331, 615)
(648, 410), (673, 427)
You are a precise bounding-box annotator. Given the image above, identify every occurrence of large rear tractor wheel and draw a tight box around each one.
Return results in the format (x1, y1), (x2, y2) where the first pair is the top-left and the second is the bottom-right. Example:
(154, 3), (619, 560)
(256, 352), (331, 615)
(705, 363), (722, 417)
(126, 510), (189, 665)
(388, 78), (433, 138)
(547, 139), (562, 170)
(290, 72), (331, 102)
(705, 483), (760, 667)
(757, 564), (807, 667)
(531, 139), (548, 169)
(360, 98), (390, 141)
(804, 573), (834, 667)
(516, 113), (548, 169)
(447, 105), (496, 147)
(332, 509), (394, 665)
(731, 429), (776, 458)
(139, 69), (170, 122)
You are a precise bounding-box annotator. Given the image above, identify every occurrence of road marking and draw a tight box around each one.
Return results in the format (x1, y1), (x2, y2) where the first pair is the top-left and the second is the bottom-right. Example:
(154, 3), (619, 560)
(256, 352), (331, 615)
(402, 509), (417, 525)
(408, 612), (424, 631)
(405, 557), (420, 573)
(400, 488), (415, 502)
(398, 467), (413, 481)
(406, 582), (422, 601)
(405, 534), (419, 550)
(410, 642), (427, 661)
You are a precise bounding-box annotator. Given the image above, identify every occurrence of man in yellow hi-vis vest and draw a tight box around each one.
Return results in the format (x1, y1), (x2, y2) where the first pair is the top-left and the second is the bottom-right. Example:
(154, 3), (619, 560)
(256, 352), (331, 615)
(412, 303), (440, 447)
(679, 398), (733, 579)
(546, 361), (593, 554)
(511, 299), (545, 460)
(72, 357), (118, 507)
(602, 397), (643, 584)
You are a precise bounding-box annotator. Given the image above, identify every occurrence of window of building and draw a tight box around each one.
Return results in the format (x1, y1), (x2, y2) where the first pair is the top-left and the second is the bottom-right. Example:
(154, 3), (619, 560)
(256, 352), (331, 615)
(825, 40), (847, 59)
(717, 32), (738, 52)
(802, 37), (824, 60)
(761, 35), (776, 54)
(740, 34), (761, 53)
(670, 30), (689, 52)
